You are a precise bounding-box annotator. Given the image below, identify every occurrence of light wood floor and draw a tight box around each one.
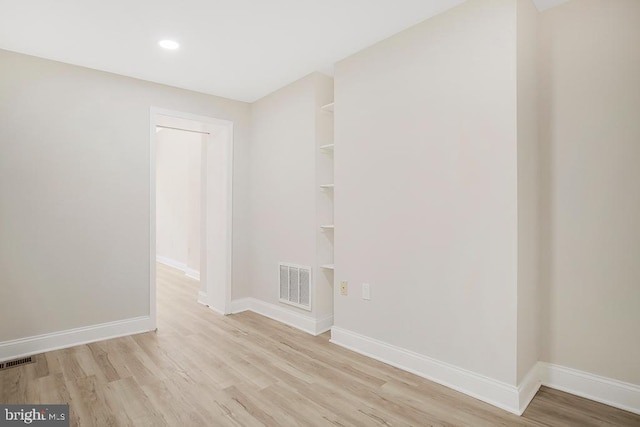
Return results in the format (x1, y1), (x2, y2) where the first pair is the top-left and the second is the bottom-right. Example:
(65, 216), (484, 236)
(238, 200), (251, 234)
(1, 263), (639, 426)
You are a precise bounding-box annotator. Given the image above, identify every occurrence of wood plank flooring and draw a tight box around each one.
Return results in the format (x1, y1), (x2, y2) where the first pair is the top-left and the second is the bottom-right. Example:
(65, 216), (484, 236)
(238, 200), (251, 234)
(1, 263), (638, 426)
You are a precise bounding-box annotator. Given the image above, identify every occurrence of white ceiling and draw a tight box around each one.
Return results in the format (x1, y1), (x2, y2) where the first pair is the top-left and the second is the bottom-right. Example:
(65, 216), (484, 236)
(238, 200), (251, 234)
(0, 0), (569, 103)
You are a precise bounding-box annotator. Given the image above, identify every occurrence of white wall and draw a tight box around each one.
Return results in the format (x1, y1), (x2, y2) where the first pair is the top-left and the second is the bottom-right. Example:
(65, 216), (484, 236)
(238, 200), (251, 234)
(333, 0), (519, 385)
(516, 0), (540, 384)
(155, 128), (202, 275)
(539, 0), (640, 385)
(0, 49), (251, 343)
(3, 0), (638, 410)
(185, 132), (202, 275)
(249, 73), (334, 319)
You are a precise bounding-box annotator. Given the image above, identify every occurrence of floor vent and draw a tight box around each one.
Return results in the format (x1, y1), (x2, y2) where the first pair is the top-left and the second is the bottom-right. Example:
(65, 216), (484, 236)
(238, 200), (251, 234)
(0, 356), (35, 370)
(279, 263), (312, 311)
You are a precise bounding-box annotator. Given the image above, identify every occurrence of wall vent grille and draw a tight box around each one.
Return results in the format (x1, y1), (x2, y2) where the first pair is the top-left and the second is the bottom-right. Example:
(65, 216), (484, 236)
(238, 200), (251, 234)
(0, 356), (34, 370)
(279, 263), (312, 311)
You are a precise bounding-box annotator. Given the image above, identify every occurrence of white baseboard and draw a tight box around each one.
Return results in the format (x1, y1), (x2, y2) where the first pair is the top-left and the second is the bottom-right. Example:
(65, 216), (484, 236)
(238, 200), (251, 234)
(156, 255), (187, 272)
(197, 291), (208, 306)
(0, 316), (154, 363)
(185, 268), (200, 281)
(328, 327), (640, 416)
(229, 298), (251, 314)
(518, 363), (542, 414)
(196, 292), (227, 315)
(229, 298), (333, 336)
(314, 314), (334, 335)
(156, 256), (200, 281)
(540, 362), (640, 415)
(330, 326), (528, 415)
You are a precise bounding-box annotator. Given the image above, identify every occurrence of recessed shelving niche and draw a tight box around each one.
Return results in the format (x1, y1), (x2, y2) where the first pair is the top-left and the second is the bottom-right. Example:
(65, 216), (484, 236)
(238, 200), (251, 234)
(317, 99), (335, 278)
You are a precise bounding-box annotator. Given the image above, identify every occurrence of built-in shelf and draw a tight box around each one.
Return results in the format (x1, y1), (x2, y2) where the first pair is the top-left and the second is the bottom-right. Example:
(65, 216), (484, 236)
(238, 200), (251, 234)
(318, 99), (335, 280)
(320, 102), (334, 113)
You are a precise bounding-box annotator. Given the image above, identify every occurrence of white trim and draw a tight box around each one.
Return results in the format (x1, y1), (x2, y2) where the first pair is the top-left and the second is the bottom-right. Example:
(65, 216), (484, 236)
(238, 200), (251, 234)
(0, 316), (153, 363)
(540, 362), (640, 415)
(156, 256), (200, 281)
(149, 115), (158, 332)
(229, 298), (252, 314)
(197, 291), (208, 306)
(202, 305), (225, 316)
(228, 298), (333, 336)
(185, 268), (200, 281)
(330, 326), (523, 415)
(224, 124), (235, 315)
(518, 363), (542, 414)
(156, 255), (187, 272)
(197, 291), (226, 315)
(314, 314), (334, 335)
(150, 107), (234, 322)
(328, 327), (640, 416)
(250, 299), (332, 336)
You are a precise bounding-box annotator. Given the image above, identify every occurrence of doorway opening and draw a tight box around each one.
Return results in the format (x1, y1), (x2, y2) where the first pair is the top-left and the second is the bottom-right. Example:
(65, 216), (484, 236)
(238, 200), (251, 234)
(149, 108), (234, 329)
(155, 126), (203, 282)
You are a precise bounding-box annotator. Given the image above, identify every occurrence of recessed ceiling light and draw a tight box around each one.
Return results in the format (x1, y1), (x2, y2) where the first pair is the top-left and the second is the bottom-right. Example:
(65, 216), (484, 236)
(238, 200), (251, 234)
(158, 40), (179, 50)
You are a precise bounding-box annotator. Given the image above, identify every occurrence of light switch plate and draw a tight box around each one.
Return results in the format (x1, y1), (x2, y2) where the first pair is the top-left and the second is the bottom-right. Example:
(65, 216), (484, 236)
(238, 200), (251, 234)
(362, 283), (371, 300)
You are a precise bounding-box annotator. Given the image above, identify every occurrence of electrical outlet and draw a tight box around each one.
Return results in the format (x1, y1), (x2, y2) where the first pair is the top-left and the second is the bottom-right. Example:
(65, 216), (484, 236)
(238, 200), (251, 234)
(340, 281), (348, 296)
(362, 283), (371, 300)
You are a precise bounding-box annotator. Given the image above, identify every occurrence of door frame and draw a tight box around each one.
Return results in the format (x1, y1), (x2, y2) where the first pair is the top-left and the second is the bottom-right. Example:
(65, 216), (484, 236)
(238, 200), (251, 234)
(149, 107), (234, 329)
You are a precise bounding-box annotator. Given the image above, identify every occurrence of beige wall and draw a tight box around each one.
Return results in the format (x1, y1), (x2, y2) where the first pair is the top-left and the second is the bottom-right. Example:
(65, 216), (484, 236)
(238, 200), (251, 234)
(539, 0), (640, 384)
(2, 0), (638, 397)
(249, 72), (334, 318)
(516, 0), (540, 383)
(155, 128), (202, 274)
(334, 0), (520, 385)
(185, 132), (202, 275)
(0, 49), (250, 341)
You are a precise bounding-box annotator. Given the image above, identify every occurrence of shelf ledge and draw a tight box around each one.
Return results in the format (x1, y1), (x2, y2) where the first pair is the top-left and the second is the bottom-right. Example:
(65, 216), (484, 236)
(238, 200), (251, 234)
(320, 225), (335, 230)
(320, 144), (335, 151)
(320, 184), (334, 189)
(320, 264), (335, 270)
(320, 102), (334, 113)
